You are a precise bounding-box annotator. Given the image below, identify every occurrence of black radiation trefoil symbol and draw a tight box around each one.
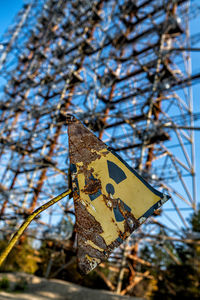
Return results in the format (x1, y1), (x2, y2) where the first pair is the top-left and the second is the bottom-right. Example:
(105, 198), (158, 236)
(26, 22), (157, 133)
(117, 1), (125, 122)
(85, 160), (131, 222)
(106, 160), (131, 222)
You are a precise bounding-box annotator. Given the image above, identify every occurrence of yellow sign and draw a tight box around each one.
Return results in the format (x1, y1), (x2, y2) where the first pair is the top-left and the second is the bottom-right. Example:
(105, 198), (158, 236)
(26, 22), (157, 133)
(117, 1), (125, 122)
(67, 115), (169, 274)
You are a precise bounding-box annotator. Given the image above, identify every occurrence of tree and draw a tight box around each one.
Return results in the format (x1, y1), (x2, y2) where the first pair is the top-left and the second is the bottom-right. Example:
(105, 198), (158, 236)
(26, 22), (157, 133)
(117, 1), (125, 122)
(141, 205), (200, 299)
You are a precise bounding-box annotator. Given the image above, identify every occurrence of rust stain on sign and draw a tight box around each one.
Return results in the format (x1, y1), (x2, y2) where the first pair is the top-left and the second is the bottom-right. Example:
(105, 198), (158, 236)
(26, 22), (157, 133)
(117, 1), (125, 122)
(81, 177), (102, 195)
(67, 114), (104, 168)
(67, 114), (169, 274)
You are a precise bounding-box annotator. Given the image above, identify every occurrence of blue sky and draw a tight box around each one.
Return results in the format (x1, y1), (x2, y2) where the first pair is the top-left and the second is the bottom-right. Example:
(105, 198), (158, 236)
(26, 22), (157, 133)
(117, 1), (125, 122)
(0, 1), (199, 230)
(190, 7), (200, 210)
(0, 0), (23, 36)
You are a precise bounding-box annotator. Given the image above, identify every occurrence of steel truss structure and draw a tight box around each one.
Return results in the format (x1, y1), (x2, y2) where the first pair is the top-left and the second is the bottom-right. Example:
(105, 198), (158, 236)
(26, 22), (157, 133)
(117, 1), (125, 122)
(0, 0), (199, 293)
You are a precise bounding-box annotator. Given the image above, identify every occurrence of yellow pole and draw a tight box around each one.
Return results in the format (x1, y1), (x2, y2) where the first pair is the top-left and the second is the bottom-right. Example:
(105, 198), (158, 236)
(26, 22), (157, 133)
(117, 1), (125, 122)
(0, 189), (72, 267)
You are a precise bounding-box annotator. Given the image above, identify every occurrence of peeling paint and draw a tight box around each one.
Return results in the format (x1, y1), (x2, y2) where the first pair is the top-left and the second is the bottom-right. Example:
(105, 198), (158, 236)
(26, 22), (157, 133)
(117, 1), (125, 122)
(67, 115), (170, 274)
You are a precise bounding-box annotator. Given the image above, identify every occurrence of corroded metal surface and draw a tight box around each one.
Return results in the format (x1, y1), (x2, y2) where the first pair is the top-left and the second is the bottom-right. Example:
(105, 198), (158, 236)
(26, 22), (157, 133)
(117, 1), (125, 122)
(67, 115), (169, 274)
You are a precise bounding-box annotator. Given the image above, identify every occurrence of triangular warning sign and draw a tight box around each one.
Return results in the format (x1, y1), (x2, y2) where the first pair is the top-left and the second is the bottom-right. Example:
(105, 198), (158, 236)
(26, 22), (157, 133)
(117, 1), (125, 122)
(67, 115), (169, 274)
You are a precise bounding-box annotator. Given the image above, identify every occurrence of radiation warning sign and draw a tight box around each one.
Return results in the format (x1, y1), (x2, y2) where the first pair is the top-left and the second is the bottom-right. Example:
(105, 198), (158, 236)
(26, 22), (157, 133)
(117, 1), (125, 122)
(67, 114), (169, 274)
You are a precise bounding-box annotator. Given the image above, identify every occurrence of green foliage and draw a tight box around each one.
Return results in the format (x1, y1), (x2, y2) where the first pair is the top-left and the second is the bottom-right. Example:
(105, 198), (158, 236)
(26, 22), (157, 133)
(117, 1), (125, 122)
(140, 206), (200, 299)
(0, 237), (39, 274)
(140, 231), (176, 273)
(35, 239), (53, 277)
(41, 248), (107, 289)
(0, 206), (199, 298)
(188, 204), (200, 232)
(0, 276), (10, 291)
(0, 276), (28, 293)
(153, 263), (199, 300)
(35, 238), (110, 290)
(81, 267), (109, 290)
(13, 278), (28, 292)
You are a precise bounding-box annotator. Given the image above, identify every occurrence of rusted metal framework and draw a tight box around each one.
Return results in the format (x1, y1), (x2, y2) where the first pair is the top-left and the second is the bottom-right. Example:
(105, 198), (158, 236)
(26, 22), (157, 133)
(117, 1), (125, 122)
(0, 0), (199, 293)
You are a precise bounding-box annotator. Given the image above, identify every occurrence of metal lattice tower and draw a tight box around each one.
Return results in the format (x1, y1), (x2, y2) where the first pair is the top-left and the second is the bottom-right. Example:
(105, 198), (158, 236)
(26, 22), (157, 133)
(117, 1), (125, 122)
(0, 0), (199, 289)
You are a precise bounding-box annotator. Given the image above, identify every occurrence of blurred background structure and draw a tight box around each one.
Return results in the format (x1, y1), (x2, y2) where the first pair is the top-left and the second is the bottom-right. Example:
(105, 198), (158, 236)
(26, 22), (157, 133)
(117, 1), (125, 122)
(0, 0), (199, 298)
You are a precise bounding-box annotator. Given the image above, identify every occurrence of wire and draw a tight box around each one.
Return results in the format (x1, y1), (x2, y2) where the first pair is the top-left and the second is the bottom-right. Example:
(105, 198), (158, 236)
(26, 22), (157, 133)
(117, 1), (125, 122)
(0, 188), (71, 267)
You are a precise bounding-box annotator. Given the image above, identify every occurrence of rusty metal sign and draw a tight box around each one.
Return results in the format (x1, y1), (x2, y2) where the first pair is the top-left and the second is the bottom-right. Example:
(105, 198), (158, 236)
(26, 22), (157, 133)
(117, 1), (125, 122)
(67, 114), (169, 274)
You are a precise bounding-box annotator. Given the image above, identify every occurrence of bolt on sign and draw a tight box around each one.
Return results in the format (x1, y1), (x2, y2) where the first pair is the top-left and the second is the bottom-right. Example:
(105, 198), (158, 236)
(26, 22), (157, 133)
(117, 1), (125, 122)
(67, 115), (169, 274)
